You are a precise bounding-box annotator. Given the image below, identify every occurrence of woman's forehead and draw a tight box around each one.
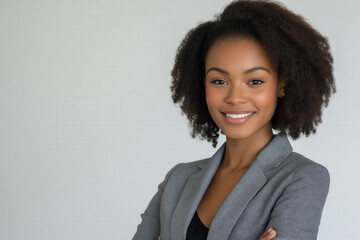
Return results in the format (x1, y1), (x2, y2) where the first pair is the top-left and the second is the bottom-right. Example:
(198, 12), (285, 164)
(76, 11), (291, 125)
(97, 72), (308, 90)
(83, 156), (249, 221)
(205, 37), (274, 72)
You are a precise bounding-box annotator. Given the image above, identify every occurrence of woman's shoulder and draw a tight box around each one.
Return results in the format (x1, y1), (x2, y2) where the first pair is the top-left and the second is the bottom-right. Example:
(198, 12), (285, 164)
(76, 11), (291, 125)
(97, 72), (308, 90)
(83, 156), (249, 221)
(164, 157), (210, 177)
(286, 151), (329, 172)
(277, 151), (330, 184)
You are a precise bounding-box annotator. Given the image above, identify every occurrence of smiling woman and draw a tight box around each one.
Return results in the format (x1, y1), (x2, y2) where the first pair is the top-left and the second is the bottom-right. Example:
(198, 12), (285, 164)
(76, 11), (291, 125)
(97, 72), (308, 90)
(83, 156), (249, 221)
(204, 37), (283, 144)
(133, 0), (336, 239)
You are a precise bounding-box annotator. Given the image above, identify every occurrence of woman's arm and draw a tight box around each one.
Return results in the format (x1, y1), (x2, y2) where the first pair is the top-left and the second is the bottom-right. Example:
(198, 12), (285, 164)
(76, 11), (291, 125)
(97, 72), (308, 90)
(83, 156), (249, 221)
(132, 163), (183, 240)
(159, 228), (277, 240)
(266, 163), (330, 240)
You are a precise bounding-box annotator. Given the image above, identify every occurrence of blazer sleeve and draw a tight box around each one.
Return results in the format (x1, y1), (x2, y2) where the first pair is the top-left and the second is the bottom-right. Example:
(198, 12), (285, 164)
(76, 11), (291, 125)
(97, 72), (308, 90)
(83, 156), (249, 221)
(266, 163), (330, 240)
(132, 162), (183, 240)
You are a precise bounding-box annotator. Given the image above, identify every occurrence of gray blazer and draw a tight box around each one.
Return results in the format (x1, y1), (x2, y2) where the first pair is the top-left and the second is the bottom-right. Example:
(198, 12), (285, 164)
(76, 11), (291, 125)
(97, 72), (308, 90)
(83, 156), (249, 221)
(133, 134), (330, 240)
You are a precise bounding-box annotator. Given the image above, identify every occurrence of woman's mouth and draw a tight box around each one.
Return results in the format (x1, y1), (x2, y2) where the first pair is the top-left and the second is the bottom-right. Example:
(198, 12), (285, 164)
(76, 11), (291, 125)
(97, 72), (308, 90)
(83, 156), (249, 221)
(221, 112), (255, 124)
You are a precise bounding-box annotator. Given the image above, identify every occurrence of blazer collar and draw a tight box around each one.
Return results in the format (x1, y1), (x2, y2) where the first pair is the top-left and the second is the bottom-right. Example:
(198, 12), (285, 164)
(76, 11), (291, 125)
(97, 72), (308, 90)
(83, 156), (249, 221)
(170, 133), (293, 240)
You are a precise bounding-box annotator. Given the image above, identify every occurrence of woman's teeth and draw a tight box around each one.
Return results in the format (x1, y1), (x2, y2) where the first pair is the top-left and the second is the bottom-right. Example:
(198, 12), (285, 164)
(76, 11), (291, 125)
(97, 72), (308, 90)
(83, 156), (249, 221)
(225, 112), (254, 118)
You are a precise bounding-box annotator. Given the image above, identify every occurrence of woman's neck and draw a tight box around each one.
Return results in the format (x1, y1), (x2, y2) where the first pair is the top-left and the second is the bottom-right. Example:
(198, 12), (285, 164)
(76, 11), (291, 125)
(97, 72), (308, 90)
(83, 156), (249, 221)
(220, 129), (274, 172)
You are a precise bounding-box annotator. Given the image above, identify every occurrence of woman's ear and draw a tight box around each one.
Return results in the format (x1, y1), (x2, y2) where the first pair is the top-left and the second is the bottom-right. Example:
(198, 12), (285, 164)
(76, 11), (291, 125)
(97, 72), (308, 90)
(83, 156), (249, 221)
(278, 79), (287, 98)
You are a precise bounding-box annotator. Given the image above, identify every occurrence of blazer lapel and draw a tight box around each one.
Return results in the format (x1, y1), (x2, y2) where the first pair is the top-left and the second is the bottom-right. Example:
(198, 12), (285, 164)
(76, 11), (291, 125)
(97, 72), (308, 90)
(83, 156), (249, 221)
(170, 133), (293, 240)
(207, 160), (267, 240)
(208, 133), (293, 240)
(170, 141), (226, 240)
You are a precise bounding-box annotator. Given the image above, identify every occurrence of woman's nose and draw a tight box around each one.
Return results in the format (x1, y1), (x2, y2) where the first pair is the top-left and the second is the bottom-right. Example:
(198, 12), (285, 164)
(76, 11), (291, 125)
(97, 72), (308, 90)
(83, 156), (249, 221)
(225, 85), (248, 105)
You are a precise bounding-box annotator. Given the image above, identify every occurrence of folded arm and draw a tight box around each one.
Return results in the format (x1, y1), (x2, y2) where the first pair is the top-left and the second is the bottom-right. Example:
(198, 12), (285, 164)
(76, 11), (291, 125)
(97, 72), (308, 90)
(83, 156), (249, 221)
(266, 163), (330, 240)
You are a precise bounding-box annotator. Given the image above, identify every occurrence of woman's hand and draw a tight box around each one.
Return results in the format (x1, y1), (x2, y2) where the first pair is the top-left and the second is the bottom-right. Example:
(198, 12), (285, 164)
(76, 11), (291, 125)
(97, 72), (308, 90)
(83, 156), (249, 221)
(259, 227), (277, 240)
(158, 236), (161, 240)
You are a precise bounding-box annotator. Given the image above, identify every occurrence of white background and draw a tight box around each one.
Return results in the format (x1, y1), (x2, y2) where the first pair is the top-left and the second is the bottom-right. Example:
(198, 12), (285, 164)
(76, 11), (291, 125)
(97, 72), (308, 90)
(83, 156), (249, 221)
(0, 0), (358, 239)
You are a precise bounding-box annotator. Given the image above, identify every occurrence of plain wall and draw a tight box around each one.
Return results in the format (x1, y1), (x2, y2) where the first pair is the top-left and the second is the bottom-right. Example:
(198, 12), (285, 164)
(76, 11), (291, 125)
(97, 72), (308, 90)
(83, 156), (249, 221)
(0, 0), (358, 239)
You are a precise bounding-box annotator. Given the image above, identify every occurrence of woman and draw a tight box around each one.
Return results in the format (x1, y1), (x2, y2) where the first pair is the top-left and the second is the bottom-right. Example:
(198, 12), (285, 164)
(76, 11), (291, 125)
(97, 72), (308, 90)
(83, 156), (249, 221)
(133, 0), (336, 239)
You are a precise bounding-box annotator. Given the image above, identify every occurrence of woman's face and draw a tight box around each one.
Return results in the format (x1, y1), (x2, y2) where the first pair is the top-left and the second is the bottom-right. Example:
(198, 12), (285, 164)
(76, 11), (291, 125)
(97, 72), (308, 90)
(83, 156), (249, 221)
(204, 36), (284, 141)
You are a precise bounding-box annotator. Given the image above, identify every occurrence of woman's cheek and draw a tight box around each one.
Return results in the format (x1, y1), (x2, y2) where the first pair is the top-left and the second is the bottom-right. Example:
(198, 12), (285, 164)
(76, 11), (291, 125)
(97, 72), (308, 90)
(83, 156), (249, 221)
(205, 89), (222, 107)
(257, 91), (278, 115)
(205, 89), (222, 121)
(205, 91), (216, 107)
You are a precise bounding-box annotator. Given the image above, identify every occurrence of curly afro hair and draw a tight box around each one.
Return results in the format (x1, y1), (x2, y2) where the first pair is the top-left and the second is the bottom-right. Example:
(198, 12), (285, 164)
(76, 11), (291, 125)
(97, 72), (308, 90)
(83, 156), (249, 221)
(170, 0), (336, 148)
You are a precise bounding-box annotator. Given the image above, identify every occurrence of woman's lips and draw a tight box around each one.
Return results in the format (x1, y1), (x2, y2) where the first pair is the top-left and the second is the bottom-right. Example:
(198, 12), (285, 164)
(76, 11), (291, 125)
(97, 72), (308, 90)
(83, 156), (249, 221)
(221, 111), (255, 124)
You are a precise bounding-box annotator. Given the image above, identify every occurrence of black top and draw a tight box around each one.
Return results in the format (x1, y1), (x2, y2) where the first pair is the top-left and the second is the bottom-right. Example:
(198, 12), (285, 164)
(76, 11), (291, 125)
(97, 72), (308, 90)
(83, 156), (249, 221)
(186, 210), (209, 240)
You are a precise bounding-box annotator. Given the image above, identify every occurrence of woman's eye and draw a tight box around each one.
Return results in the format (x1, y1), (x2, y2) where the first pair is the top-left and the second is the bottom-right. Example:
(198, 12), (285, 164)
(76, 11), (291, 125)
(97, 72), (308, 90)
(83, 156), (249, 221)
(210, 79), (227, 85)
(249, 79), (264, 85)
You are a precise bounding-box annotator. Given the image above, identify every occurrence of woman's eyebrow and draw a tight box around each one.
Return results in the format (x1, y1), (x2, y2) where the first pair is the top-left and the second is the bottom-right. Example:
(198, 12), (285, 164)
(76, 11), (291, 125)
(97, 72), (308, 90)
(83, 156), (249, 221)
(206, 66), (271, 75)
